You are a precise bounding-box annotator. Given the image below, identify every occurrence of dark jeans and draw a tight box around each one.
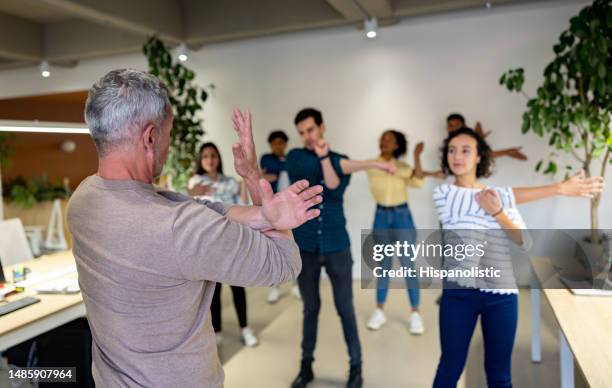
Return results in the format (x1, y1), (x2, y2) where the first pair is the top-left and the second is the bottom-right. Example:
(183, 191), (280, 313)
(433, 288), (518, 388)
(298, 248), (362, 367)
(211, 283), (247, 332)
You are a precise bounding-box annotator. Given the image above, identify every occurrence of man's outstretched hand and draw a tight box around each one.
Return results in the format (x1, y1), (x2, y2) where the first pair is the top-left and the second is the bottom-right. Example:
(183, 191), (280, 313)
(261, 179), (323, 231)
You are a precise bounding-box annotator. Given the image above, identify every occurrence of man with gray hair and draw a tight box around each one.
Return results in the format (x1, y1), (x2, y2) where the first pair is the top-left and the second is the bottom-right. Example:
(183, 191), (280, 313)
(67, 69), (323, 387)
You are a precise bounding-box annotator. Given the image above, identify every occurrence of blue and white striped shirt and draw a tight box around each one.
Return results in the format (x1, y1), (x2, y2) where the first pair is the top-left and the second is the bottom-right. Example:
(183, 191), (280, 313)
(433, 183), (527, 294)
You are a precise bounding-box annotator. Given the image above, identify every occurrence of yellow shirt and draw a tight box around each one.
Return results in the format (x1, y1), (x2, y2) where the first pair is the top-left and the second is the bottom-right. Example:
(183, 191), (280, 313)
(367, 157), (424, 207)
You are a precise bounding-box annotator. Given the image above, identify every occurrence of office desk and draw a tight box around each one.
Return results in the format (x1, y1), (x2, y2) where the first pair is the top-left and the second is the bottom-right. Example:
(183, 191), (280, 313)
(0, 251), (85, 352)
(531, 257), (612, 388)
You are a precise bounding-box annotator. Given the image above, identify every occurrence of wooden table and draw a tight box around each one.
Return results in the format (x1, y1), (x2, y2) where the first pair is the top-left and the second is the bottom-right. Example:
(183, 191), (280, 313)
(531, 256), (612, 388)
(0, 251), (85, 352)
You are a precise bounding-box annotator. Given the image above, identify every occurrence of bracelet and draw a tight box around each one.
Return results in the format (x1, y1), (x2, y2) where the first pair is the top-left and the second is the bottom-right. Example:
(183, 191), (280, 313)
(491, 207), (504, 217)
(318, 154), (330, 161)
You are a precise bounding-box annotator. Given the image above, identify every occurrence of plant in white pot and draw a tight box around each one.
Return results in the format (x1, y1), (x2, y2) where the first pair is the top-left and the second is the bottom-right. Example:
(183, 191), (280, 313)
(500, 0), (611, 287)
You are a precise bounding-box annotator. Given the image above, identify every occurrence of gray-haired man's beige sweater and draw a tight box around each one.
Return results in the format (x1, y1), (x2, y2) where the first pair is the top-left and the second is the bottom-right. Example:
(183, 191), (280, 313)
(67, 175), (300, 387)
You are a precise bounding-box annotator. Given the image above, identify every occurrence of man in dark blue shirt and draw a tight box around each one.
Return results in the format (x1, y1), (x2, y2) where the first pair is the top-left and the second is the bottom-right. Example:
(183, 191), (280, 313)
(286, 108), (395, 388)
(261, 130), (302, 304)
(260, 130), (289, 194)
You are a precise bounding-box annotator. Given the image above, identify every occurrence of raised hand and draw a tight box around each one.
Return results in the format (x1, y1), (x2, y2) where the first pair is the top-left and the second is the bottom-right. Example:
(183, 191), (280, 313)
(314, 139), (330, 158)
(559, 170), (605, 198)
(261, 179), (323, 230)
(475, 188), (502, 215)
(190, 184), (213, 197)
(474, 121), (491, 138)
(231, 108), (259, 179)
(414, 142), (425, 156)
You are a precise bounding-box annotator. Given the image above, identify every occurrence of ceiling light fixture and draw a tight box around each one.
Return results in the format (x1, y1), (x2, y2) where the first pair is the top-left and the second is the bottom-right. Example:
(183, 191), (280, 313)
(364, 17), (378, 39)
(177, 43), (189, 62)
(0, 120), (89, 134)
(40, 61), (51, 78)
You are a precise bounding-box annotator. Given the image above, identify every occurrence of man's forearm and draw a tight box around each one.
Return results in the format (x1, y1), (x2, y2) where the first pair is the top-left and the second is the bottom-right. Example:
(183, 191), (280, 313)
(225, 205), (270, 231)
(321, 158), (340, 189)
(225, 205), (293, 241)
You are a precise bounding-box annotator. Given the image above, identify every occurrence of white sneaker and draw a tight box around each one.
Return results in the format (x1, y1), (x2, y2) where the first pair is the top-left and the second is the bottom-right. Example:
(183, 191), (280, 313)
(366, 308), (387, 330)
(268, 287), (281, 304)
(291, 285), (301, 299)
(215, 332), (223, 346)
(241, 327), (259, 347)
(409, 312), (425, 335)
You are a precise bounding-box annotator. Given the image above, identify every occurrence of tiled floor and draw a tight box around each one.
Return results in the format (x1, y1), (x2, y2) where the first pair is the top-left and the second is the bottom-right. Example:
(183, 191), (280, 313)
(221, 282), (564, 388)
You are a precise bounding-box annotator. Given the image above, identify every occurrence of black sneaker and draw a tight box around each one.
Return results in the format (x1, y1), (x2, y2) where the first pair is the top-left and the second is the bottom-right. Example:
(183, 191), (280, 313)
(346, 365), (363, 388)
(290, 362), (314, 388)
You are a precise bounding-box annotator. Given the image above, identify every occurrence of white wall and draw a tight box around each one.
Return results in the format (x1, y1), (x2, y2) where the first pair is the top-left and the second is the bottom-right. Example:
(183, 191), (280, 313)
(1, 0), (609, 275)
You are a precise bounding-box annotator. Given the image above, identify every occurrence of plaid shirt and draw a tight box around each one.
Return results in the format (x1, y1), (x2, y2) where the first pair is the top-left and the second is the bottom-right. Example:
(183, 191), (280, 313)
(286, 148), (351, 254)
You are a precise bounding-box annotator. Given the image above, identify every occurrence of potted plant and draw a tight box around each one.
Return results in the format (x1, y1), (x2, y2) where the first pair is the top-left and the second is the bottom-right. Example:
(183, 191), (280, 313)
(500, 0), (611, 288)
(0, 132), (15, 220)
(143, 36), (214, 192)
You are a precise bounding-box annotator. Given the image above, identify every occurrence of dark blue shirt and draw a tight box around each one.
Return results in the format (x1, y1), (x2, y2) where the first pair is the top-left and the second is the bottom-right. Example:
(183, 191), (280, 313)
(286, 148), (351, 254)
(260, 153), (286, 193)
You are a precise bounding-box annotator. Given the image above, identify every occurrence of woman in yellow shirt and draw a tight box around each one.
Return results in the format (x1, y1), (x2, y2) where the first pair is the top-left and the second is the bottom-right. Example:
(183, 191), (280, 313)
(366, 130), (427, 335)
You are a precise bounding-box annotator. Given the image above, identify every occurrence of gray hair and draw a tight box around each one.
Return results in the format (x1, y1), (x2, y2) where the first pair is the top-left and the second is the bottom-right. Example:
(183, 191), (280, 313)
(85, 69), (171, 156)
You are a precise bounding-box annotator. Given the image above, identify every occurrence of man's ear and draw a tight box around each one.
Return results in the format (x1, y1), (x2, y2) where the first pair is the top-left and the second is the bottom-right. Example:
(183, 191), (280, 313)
(320, 123), (326, 134)
(141, 123), (157, 150)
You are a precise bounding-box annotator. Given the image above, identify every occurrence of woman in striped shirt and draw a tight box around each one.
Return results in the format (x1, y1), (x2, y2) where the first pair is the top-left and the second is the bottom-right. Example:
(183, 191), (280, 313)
(432, 127), (603, 388)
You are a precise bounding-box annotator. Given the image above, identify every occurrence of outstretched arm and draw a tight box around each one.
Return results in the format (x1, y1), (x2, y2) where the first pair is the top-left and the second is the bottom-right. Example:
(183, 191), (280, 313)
(339, 159), (396, 175)
(492, 147), (528, 161)
(513, 170), (604, 205)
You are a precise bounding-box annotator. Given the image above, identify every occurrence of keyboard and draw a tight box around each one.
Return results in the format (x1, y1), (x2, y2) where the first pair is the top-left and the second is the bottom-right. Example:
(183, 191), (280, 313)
(0, 296), (41, 317)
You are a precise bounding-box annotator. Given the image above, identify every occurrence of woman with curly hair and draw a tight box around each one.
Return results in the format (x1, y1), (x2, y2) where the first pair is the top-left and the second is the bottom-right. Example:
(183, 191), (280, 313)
(432, 127), (603, 388)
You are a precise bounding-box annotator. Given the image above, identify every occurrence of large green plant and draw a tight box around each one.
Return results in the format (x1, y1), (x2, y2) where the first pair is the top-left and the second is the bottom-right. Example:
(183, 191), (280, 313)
(0, 133), (15, 219)
(143, 36), (213, 191)
(500, 0), (611, 241)
(4, 175), (70, 209)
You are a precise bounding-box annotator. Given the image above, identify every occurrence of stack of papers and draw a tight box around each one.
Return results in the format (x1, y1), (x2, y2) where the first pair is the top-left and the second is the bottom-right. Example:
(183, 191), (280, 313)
(36, 278), (80, 294)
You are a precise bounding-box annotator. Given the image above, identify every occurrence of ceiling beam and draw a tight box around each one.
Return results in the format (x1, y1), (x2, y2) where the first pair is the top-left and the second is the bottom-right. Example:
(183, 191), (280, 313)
(0, 12), (43, 61)
(359, 0), (394, 18)
(44, 20), (146, 62)
(35, 0), (184, 43)
(325, 0), (394, 20)
(325, 0), (364, 20)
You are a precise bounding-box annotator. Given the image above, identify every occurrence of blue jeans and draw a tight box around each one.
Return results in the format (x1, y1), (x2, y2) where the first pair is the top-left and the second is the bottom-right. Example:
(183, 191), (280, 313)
(373, 204), (420, 307)
(433, 288), (518, 388)
(298, 249), (362, 367)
